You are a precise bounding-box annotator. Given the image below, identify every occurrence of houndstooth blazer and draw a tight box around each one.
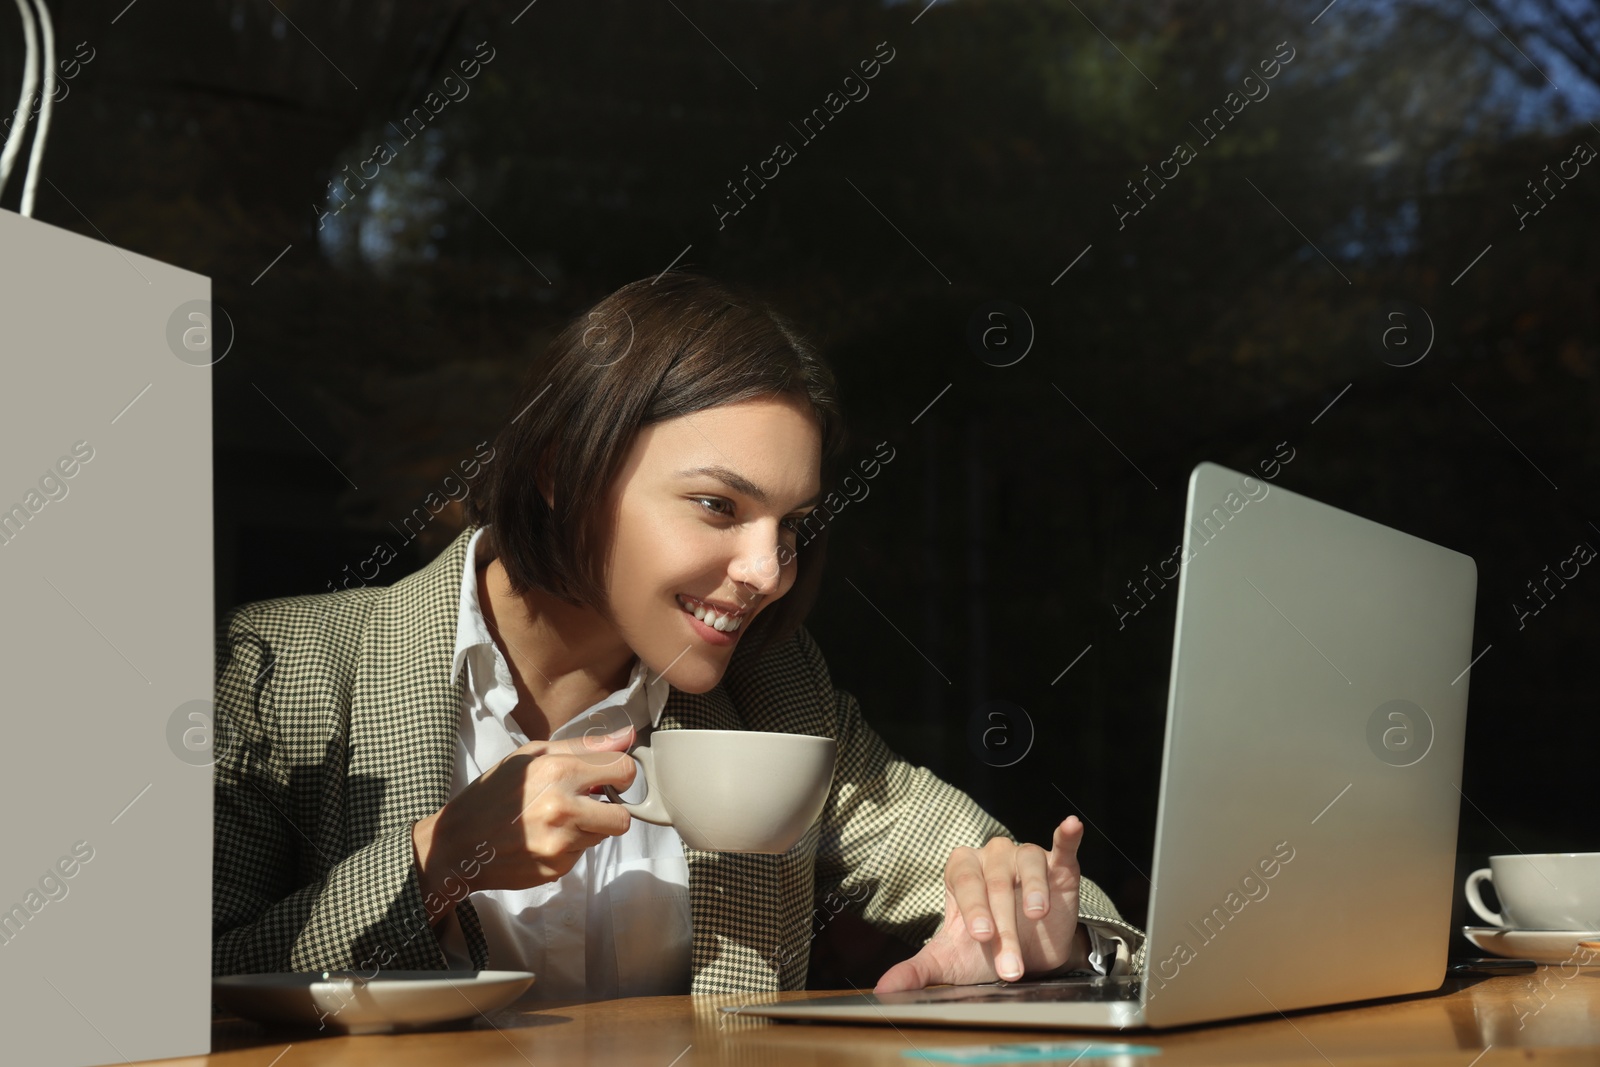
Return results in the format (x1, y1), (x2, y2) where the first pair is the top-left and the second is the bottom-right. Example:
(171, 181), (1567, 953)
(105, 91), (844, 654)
(212, 525), (1146, 994)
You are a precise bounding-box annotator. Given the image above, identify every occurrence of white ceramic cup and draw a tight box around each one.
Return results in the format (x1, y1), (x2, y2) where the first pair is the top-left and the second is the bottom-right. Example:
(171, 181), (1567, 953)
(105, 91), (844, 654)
(1464, 853), (1600, 930)
(601, 729), (837, 854)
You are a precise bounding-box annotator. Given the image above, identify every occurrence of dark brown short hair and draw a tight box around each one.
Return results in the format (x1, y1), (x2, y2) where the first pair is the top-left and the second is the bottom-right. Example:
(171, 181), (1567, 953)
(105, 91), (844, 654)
(466, 271), (846, 658)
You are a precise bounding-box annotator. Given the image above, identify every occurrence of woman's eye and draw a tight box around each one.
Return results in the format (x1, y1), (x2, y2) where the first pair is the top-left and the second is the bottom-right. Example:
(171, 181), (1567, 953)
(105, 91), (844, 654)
(697, 498), (809, 536)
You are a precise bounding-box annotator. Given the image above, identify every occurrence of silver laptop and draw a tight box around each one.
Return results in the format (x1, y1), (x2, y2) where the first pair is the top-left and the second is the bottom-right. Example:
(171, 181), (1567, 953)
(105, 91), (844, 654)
(729, 461), (1479, 1030)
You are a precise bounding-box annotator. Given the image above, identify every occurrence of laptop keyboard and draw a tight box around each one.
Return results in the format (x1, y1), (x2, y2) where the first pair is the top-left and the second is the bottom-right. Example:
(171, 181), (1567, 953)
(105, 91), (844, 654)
(891, 976), (1142, 1005)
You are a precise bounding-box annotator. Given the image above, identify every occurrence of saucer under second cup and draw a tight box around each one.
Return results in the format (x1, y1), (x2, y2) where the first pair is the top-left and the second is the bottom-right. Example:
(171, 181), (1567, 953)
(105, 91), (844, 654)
(1463, 926), (1600, 965)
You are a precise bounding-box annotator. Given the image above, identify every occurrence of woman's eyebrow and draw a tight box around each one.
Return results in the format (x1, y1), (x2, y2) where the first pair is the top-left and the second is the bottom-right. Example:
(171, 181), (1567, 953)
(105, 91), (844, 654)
(677, 465), (821, 510)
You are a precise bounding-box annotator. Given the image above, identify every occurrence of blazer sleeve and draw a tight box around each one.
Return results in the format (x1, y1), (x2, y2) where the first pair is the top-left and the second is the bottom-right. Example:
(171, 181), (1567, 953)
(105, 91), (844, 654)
(211, 606), (453, 977)
(795, 628), (1146, 969)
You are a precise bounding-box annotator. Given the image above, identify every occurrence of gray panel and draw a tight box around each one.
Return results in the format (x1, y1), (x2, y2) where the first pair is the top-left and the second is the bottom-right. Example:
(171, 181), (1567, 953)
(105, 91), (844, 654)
(1, 209), (213, 1064)
(1142, 462), (1476, 1027)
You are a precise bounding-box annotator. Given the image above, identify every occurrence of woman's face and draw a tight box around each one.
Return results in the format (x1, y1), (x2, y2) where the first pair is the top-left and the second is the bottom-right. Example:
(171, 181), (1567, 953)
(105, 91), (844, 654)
(601, 394), (823, 693)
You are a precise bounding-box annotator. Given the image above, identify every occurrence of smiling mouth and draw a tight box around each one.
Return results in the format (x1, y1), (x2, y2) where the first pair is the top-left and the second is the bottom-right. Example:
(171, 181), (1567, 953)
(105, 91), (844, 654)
(676, 593), (748, 633)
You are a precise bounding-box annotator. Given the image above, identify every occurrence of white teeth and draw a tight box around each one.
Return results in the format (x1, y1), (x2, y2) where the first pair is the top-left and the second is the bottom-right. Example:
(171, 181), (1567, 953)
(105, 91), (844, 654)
(681, 591), (742, 633)
(678, 595), (742, 633)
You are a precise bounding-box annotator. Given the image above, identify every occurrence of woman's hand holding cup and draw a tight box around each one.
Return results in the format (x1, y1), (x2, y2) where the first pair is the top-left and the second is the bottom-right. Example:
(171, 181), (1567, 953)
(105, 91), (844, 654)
(409, 724), (639, 918)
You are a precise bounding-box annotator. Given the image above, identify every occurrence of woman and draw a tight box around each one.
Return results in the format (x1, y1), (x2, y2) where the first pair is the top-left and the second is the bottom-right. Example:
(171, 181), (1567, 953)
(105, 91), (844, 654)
(211, 272), (1145, 999)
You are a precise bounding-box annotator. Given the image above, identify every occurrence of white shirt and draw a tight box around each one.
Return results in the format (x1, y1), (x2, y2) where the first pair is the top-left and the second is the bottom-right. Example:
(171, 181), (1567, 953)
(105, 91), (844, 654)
(433, 527), (692, 998)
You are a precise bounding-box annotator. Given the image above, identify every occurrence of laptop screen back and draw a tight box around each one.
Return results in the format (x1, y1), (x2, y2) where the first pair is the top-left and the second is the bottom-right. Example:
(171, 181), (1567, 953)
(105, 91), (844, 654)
(1141, 462), (1477, 1028)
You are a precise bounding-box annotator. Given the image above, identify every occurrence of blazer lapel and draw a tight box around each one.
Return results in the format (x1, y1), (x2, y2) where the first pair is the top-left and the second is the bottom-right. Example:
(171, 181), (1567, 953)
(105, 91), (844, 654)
(346, 524), (491, 969)
(659, 687), (795, 994)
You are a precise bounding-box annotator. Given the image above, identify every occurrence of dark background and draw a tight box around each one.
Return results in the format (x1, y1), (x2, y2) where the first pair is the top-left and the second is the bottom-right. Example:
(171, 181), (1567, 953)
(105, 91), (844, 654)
(8, 0), (1596, 987)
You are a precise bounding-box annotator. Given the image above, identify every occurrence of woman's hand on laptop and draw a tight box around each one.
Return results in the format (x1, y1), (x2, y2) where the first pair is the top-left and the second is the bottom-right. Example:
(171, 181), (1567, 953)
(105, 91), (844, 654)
(873, 815), (1090, 993)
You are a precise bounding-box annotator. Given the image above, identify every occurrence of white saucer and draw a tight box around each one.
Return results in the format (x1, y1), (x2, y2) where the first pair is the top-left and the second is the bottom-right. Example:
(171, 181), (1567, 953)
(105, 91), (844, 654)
(212, 970), (537, 1035)
(1463, 927), (1600, 965)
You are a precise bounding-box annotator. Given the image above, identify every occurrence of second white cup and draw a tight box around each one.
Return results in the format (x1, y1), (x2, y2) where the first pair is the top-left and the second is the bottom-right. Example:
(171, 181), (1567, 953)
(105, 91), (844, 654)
(1464, 853), (1600, 930)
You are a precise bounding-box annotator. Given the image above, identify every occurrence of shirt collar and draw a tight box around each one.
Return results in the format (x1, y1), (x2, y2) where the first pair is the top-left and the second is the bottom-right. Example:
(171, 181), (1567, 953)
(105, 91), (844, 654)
(452, 525), (672, 735)
(451, 525), (498, 687)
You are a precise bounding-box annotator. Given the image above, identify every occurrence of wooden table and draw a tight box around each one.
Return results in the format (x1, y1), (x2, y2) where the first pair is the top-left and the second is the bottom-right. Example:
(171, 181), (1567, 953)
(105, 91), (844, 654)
(164, 970), (1600, 1065)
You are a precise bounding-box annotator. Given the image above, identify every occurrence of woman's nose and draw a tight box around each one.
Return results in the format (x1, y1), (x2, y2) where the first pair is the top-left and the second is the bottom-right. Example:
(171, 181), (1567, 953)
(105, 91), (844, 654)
(732, 523), (787, 596)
